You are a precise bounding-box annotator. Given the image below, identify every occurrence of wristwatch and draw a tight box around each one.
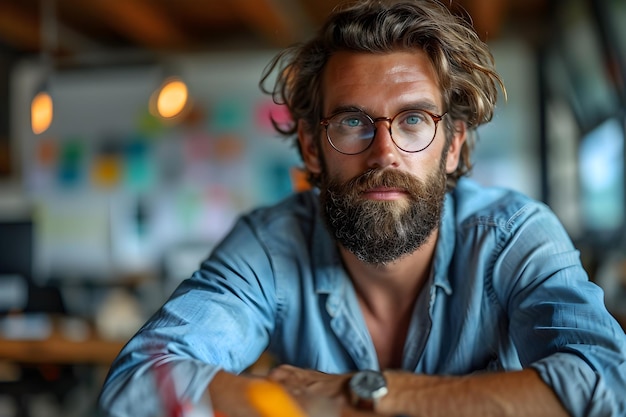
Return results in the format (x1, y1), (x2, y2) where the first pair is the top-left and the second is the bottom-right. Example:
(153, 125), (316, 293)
(348, 370), (388, 411)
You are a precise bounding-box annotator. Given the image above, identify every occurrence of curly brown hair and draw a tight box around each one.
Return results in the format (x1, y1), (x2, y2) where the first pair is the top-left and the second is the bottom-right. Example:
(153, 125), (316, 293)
(260, 0), (505, 188)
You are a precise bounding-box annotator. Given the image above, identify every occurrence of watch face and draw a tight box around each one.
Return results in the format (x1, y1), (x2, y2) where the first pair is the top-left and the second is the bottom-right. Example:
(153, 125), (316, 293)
(349, 370), (388, 400)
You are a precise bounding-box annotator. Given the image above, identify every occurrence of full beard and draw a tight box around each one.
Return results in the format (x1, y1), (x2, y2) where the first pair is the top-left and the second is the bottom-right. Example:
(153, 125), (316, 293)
(319, 163), (448, 265)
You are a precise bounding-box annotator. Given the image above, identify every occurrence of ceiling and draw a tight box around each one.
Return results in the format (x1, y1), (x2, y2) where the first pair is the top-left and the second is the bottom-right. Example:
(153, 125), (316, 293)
(0, 0), (549, 61)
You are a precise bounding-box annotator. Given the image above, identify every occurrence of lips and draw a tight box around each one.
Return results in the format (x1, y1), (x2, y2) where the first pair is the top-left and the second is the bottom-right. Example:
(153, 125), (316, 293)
(361, 186), (408, 200)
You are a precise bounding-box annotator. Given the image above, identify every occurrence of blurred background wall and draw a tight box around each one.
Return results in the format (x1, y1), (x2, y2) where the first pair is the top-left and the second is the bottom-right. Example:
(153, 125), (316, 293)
(0, 0), (624, 416)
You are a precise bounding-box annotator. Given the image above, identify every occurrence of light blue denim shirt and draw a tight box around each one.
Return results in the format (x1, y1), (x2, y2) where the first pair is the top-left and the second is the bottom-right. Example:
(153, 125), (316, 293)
(100, 178), (626, 417)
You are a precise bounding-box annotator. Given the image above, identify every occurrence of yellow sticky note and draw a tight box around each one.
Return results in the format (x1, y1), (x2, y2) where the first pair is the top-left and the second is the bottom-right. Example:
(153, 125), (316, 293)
(246, 380), (307, 417)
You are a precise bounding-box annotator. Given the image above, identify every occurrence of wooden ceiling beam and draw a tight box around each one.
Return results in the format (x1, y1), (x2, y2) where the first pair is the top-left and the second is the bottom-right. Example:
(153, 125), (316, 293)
(230, 0), (312, 47)
(0, 3), (42, 52)
(78, 0), (191, 50)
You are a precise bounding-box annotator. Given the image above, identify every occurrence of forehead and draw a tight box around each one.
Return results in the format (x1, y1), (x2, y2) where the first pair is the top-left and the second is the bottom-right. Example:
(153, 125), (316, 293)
(321, 50), (442, 114)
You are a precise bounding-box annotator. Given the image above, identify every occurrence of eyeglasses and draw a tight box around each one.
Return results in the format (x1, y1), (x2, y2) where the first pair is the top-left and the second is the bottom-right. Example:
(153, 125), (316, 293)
(320, 109), (446, 155)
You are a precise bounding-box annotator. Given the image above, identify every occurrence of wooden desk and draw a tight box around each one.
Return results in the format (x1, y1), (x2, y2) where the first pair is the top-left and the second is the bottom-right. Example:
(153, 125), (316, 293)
(0, 316), (125, 366)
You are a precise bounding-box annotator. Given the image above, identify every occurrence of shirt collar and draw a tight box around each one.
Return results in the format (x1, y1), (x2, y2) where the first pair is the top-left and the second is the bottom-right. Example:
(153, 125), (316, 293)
(432, 192), (455, 295)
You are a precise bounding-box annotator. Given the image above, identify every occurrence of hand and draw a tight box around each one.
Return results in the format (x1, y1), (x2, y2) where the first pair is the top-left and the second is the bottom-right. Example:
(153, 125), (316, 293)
(267, 365), (390, 417)
(268, 364), (361, 416)
(267, 364), (352, 401)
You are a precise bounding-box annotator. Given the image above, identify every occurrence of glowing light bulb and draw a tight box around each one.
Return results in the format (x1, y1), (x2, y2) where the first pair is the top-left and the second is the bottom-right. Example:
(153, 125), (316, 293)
(31, 91), (53, 134)
(156, 78), (188, 119)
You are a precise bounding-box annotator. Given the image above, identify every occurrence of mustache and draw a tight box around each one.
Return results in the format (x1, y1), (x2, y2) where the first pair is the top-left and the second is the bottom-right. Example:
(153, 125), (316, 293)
(339, 169), (423, 196)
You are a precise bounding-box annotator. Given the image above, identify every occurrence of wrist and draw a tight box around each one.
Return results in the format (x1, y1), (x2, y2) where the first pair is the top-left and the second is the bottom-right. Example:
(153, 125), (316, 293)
(348, 370), (388, 411)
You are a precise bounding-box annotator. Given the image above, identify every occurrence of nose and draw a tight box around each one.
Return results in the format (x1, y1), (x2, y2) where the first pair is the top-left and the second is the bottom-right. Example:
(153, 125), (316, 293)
(366, 119), (400, 169)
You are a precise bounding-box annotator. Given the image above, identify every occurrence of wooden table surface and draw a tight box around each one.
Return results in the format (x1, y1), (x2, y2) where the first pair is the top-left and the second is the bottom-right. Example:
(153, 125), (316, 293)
(0, 315), (125, 365)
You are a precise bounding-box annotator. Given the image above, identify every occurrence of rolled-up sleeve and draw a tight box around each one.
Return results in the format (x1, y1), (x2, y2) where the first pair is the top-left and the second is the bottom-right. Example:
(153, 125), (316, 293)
(99, 215), (278, 417)
(493, 203), (626, 416)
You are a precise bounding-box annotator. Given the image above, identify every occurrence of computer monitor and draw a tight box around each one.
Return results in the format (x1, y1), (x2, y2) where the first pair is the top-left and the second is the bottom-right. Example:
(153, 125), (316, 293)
(0, 219), (33, 312)
(0, 219), (33, 281)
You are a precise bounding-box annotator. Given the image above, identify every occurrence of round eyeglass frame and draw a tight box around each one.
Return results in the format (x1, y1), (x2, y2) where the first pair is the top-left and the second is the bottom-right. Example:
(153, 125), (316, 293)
(319, 108), (447, 155)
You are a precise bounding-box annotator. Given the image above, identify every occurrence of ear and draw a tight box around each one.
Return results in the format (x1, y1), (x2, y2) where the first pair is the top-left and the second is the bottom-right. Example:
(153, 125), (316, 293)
(298, 120), (322, 175)
(445, 121), (467, 174)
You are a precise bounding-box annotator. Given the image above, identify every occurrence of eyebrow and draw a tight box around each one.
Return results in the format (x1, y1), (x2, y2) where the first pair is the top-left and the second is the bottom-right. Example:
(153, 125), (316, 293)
(398, 101), (441, 113)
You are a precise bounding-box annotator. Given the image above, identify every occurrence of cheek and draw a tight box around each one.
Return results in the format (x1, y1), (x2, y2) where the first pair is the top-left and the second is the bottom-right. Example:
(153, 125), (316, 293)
(321, 158), (348, 183)
(403, 152), (447, 182)
(323, 151), (373, 182)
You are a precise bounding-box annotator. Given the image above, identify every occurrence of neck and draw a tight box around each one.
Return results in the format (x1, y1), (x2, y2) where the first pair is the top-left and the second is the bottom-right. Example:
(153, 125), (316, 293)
(340, 228), (438, 319)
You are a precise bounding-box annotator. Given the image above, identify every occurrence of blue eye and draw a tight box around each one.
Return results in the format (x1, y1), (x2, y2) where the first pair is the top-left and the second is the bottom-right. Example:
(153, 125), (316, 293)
(342, 116), (366, 127)
(404, 113), (425, 125)
(407, 116), (419, 124)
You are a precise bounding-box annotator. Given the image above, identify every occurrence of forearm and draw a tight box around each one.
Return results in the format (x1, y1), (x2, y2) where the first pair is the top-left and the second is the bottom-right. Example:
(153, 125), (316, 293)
(378, 368), (568, 417)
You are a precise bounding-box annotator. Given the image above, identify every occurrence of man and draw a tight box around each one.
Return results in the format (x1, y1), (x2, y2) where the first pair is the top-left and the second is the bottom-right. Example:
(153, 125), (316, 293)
(99, 1), (626, 416)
